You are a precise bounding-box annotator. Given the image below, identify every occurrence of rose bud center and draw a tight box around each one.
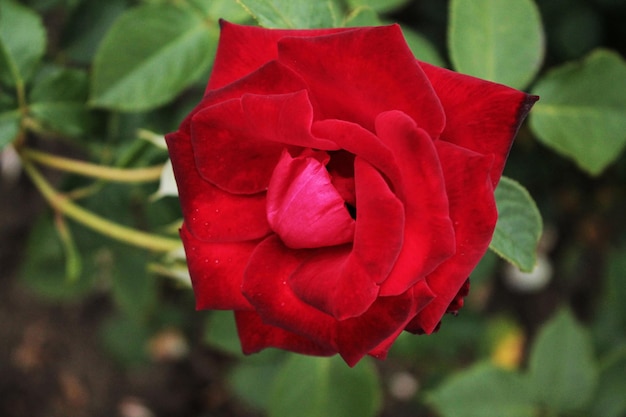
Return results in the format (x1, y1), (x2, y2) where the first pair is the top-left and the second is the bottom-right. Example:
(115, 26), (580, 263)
(266, 149), (356, 249)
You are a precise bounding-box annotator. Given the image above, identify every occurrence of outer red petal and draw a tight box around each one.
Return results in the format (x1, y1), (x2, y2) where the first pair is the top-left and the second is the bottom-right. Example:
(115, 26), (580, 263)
(278, 25), (445, 135)
(335, 281), (434, 366)
(180, 225), (255, 310)
(375, 111), (456, 296)
(191, 90), (338, 195)
(208, 21), (352, 90)
(419, 61), (538, 186)
(192, 98), (286, 195)
(241, 235), (338, 351)
(408, 141), (496, 334)
(289, 157), (405, 320)
(240, 91), (339, 150)
(181, 60), (309, 134)
(235, 311), (336, 356)
(366, 282), (436, 361)
(165, 131), (270, 242)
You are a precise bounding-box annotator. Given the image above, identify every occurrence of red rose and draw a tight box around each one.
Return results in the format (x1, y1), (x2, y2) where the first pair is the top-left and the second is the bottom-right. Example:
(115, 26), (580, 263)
(166, 21), (537, 366)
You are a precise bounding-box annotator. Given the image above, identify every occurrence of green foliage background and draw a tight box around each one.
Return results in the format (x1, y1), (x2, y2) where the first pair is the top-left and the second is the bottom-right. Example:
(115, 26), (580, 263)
(1, 0), (626, 416)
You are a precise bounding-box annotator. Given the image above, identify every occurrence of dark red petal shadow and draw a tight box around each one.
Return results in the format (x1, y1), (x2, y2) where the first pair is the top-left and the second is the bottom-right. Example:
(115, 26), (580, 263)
(312, 119), (402, 191)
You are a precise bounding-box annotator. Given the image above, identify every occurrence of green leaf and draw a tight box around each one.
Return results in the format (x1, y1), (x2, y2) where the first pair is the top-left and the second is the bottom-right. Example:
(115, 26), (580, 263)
(0, 0), (46, 85)
(29, 67), (92, 138)
(427, 362), (536, 417)
(269, 355), (382, 417)
(110, 246), (156, 322)
(188, 0), (250, 22)
(203, 310), (244, 357)
(237, 0), (342, 28)
(61, 0), (128, 64)
(228, 350), (286, 410)
(20, 214), (94, 300)
(490, 177), (542, 272)
(603, 247), (626, 328)
(100, 312), (151, 366)
(528, 308), (598, 413)
(344, 6), (381, 27)
(0, 108), (20, 149)
(401, 25), (445, 67)
(590, 346), (626, 417)
(449, 0), (544, 89)
(346, 0), (411, 14)
(591, 246), (626, 352)
(90, 3), (218, 111)
(529, 49), (626, 175)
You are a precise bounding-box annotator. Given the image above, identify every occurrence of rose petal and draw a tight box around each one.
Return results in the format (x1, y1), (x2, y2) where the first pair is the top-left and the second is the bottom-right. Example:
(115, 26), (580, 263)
(278, 24), (445, 135)
(180, 60), (309, 134)
(191, 98), (287, 195)
(240, 91), (339, 150)
(375, 111), (456, 296)
(408, 141), (496, 334)
(184, 61), (315, 196)
(242, 235), (434, 366)
(362, 281), (436, 361)
(335, 282), (433, 366)
(419, 61), (538, 186)
(241, 235), (337, 350)
(192, 90), (338, 195)
(235, 310), (336, 356)
(165, 131), (270, 242)
(289, 158), (404, 319)
(208, 21), (352, 90)
(180, 225), (256, 310)
(267, 150), (355, 249)
(312, 119), (402, 190)
(351, 157), (406, 282)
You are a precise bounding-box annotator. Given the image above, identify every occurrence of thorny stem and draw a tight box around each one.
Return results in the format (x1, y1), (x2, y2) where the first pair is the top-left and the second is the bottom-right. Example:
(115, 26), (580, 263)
(21, 148), (165, 183)
(20, 156), (181, 253)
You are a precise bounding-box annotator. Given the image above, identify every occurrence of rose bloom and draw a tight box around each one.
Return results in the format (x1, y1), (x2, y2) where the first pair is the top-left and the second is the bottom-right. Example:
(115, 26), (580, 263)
(166, 21), (537, 366)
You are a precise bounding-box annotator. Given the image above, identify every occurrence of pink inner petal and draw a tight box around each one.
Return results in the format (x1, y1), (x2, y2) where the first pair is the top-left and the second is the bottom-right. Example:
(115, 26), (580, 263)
(267, 150), (355, 249)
